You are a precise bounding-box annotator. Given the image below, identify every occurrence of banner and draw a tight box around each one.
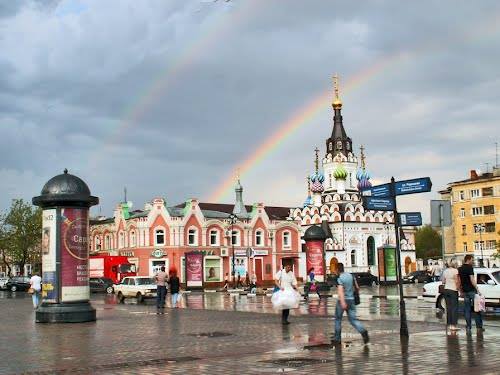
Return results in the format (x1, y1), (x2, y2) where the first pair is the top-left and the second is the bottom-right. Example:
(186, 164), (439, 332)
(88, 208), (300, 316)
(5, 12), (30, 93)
(305, 240), (325, 277)
(185, 252), (203, 287)
(384, 247), (397, 281)
(60, 208), (90, 302)
(41, 209), (58, 302)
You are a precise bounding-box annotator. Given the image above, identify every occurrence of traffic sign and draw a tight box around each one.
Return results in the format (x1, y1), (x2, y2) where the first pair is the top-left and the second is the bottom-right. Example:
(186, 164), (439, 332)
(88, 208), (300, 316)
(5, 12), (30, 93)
(363, 197), (395, 211)
(395, 177), (432, 196)
(361, 183), (391, 198)
(398, 212), (422, 226)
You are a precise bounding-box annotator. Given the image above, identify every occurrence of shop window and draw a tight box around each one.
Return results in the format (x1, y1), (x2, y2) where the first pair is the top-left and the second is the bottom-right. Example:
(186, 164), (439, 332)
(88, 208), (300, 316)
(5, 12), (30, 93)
(255, 230), (263, 246)
(155, 229), (165, 246)
(209, 229), (219, 246)
(204, 258), (222, 282)
(188, 228), (198, 246)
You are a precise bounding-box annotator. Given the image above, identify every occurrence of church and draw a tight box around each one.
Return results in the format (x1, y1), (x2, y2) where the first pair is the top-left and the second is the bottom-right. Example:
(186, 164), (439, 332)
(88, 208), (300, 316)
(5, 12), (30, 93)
(289, 76), (417, 277)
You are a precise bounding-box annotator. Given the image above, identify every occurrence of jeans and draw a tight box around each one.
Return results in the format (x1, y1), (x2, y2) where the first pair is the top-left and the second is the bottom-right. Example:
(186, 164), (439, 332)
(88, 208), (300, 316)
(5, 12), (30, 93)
(32, 290), (40, 309)
(463, 291), (483, 329)
(171, 293), (180, 307)
(443, 289), (458, 325)
(156, 286), (167, 310)
(334, 299), (366, 341)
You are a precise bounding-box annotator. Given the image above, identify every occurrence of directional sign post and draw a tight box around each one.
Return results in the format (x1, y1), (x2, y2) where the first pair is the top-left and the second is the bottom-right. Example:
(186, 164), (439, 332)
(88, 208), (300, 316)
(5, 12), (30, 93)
(361, 183), (391, 198)
(398, 212), (422, 227)
(395, 177), (432, 196)
(363, 196), (395, 211)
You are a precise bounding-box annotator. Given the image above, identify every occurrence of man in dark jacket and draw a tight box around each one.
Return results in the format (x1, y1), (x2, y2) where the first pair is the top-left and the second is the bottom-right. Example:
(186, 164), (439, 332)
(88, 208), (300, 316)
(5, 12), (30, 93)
(169, 269), (181, 308)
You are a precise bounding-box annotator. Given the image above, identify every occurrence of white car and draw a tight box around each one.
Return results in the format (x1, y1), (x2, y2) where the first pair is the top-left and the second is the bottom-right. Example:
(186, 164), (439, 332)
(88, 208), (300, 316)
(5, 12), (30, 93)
(422, 268), (500, 309)
(113, 276), (157, 303)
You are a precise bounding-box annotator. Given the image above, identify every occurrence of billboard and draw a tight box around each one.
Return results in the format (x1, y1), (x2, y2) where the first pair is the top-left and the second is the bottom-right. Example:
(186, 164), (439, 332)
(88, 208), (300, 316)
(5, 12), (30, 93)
(41, 209), (58, 303)
(185, 252), (203, 287)
(60, 208), (90, 302)
(305, 240), (325, 277)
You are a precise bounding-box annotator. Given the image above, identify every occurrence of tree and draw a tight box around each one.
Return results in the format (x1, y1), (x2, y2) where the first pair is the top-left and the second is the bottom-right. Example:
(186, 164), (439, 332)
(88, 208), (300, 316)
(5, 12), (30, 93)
(1, 199), (42, 275)
(415, 224), (442, 260)
(493, 230), (500, 261)
(0, 213), (12, 276)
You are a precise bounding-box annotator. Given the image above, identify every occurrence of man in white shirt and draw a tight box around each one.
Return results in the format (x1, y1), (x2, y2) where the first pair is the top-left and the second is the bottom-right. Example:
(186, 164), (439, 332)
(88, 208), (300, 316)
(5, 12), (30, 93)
(29, 273), (42, 309)
(274, 264), (298, 325)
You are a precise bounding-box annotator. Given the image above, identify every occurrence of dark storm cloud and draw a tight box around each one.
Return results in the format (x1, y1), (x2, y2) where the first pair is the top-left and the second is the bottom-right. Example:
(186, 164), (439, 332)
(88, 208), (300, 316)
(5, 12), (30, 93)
(0, 0), (499, 220)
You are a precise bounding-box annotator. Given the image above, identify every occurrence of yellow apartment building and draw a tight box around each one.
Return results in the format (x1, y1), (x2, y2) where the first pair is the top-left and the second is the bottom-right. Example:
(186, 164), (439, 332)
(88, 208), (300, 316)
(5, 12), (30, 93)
(439, 168), (500, 267)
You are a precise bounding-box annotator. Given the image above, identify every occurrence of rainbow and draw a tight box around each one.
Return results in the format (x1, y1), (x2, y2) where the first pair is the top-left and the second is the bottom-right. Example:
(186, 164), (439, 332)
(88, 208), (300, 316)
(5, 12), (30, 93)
(208, 51), (410, 202)
(89, 1), (258, 168)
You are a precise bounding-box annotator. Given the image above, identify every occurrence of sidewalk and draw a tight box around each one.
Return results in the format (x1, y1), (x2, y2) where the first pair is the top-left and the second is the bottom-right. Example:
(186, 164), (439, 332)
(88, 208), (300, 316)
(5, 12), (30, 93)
(1, 296), (499, 374)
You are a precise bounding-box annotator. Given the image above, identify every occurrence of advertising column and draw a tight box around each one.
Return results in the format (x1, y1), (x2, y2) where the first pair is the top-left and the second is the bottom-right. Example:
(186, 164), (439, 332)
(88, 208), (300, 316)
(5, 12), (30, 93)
(185, 252), (203, 289)
(305, 240), (325, 281)
(41, 209), (58, 303)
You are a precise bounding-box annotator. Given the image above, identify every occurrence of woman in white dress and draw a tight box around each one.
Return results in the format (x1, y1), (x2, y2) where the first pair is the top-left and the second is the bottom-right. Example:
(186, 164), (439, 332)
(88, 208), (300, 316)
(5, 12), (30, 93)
(272, 264), (300, 325)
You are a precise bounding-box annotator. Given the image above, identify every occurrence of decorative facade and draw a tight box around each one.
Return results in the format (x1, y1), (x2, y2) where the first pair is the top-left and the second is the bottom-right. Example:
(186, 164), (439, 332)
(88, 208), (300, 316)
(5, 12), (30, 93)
(289, 76), (417, 276)
(89, 182), (301, 286)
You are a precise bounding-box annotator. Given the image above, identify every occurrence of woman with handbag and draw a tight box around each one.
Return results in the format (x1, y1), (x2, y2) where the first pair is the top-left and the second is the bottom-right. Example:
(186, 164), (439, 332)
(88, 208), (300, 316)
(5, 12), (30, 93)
(441, 259), (461, 332)
(29, 272), (42, 309)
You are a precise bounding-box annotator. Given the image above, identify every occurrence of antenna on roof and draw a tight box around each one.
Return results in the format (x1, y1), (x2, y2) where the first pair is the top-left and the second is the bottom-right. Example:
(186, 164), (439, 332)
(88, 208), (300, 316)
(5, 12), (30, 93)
(496, 142), (498, 168)
(124, 187), (127, 203)
(485, 162), (490, 173)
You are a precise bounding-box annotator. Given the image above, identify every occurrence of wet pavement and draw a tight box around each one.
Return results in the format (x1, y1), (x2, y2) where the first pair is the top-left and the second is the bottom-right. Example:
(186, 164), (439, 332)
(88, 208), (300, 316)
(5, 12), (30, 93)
(1, 287), (499, 374)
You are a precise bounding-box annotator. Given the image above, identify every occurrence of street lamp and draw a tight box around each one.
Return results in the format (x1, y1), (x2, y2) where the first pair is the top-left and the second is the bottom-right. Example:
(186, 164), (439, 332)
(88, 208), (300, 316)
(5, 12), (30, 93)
(475, 224), (485, 267)
(228, 213), (237, 287)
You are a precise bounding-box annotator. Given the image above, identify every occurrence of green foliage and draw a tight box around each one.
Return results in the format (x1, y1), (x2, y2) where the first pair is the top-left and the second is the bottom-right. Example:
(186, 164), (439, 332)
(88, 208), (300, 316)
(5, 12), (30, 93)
(415, 224), (442, 260)
(0, 199), (42, 275)
(493, 230), (500, 260)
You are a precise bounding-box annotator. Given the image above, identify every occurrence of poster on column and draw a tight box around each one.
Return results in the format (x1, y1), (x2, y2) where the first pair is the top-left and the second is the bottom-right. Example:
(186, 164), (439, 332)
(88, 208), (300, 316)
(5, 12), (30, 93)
(185, 252), (203, 287)
(41, 209), (58, 302)
(60, 208), (90, 302)
(384, 247), (397, 281)
(306, 240), (325, 277)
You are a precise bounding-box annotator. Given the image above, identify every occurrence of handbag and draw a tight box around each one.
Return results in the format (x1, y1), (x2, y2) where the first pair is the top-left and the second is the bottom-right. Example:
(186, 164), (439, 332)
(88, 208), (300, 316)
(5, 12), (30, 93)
(438, 284), (445, 294)
(273, 270), (282, 293)
(27, 288), (34, 294)
(352, 275), (360, 305)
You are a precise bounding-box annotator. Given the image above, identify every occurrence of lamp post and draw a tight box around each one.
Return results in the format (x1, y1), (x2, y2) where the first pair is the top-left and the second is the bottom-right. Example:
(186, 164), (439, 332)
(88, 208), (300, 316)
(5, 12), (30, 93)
(475, 223), (485, 267)
(228, 213), (237, 287)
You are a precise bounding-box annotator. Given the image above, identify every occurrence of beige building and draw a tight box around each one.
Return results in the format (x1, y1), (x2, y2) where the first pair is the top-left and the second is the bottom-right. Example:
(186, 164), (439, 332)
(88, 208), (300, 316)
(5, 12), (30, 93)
(439, 168), (500, 267)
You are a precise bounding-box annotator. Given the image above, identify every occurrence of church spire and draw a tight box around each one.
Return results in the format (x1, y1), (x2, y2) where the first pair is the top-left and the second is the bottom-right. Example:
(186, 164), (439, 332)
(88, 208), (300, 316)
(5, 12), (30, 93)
(233, 170), (248, 218)
(326, 74), (352, 157)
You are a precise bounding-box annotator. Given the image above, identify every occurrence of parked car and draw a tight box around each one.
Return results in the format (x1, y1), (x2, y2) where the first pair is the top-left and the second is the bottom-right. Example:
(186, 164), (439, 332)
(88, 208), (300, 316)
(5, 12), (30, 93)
(352, 272), (378, 286)
(5, 276), (31, 292)
(113, 276), (157, 303)
(423, 268), (500, 309)
(0, 277), (9, 290)
(90, 277), (114, 294)
(403, 270), (432, 284)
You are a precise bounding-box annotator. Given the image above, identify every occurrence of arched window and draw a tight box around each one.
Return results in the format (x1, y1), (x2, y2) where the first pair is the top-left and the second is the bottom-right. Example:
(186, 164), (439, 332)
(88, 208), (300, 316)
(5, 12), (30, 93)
(188, 228), (197, 246)
(94, 235), (101, 251)
(155, 229), (165, 246)
(209, 229), (219, 246)
(130, 231), (136, 248)
(231, 230), (240, 246)
(350, 250), (356, 266)
(367, 236), (376, 266)
(255, 230), (263, 246)
(105, 234), (111, 250)
(118, 232), (125, 249)
(283, 231), (291, 248)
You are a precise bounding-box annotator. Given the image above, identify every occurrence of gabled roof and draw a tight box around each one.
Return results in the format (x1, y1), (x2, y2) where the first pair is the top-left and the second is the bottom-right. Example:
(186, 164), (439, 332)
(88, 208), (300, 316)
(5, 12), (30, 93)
(175, 202), (292, 221)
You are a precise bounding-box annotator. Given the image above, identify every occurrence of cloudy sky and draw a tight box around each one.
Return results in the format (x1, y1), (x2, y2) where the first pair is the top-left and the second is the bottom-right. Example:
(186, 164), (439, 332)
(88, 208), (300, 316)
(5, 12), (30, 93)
(1, 0), (499, 222)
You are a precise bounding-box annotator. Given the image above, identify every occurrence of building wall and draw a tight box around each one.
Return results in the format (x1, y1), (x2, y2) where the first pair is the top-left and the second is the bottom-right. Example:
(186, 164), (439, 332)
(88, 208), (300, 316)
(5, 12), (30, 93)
(448, 174), (499, 266)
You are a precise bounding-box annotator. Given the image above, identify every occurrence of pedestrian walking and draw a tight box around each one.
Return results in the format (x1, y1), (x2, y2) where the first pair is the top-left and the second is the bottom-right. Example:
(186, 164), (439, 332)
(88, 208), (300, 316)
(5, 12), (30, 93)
(236, 272), (242, 288)
(442, 258), (461, 332)
(169, 268), (180, 308)
(223, 273), (229, 291)
(458, 255), (484, 333)
(249, 274), (257, 294)
(304, 267), (320, 301)
(332, 263), (369, 345)
(155, 266), (168, 314)
(272, 265), (300, 325)
(29, 272), (42, 309)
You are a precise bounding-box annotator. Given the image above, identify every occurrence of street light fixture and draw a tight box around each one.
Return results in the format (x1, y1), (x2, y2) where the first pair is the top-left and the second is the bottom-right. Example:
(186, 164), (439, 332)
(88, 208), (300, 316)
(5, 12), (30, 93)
(228, 213), (237, 287)
(475, 223), (485, 267)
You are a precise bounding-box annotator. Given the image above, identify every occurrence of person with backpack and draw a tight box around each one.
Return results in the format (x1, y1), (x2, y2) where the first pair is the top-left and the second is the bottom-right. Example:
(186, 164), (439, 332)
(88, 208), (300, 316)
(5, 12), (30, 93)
(331, 262), (369, 346)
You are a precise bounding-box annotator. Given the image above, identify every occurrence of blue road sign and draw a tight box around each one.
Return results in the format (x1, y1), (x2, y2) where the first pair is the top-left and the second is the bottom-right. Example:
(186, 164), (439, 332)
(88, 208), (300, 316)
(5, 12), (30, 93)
(361, 183), (391, 198)
(363, 197), (395, 211)
(395, 177), (432, 196)
(398, 212), (422, 226)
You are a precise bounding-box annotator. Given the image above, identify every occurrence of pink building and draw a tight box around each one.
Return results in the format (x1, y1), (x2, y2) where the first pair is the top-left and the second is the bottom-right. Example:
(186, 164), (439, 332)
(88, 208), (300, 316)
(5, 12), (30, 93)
(89, 182), (301, 287)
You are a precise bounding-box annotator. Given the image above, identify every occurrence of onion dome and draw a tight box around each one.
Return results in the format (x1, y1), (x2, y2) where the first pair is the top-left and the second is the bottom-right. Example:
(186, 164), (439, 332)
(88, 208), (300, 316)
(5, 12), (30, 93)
(333, 164), (348, 180)
(310, 171), (325, 183)
(357, 178), (372, 191)
(304, 225), (327, 241)
(311, 180), (324, 193)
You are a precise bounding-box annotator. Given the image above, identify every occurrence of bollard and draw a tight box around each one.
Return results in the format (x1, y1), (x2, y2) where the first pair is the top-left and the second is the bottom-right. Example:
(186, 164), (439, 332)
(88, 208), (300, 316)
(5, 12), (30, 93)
(32, 169), (99, 323)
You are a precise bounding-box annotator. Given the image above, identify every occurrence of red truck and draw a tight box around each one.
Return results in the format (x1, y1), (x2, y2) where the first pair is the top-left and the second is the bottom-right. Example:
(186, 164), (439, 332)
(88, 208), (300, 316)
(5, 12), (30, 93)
(89, 255), (136, 284)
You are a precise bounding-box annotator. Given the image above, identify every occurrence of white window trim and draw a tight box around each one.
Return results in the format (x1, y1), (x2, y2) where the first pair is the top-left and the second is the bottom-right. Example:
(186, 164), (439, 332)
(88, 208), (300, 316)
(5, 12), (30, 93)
(188, 226), (198, 246)
(118, 231), (125, 249)
(231, 229), (241, 246)
(129, 231), (136, 248)
(209, 229), (220, 246)
(282, 230), (291, 249)
(154, 226), (166, 246)
(255, 230), (264, 247)
(105, 234), (112, 250)
(203, 256), (223, 282)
